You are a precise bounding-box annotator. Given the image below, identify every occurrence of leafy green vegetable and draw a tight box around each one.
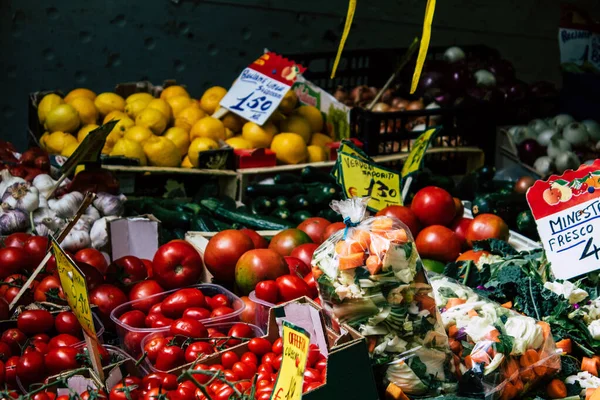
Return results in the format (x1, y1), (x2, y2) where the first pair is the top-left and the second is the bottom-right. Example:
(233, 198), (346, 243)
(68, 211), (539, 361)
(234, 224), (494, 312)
(438, 287), (458, 299)
(443, 261), (490, 288)
(472, 238), (518, 257)
(494, 334), (514, 355)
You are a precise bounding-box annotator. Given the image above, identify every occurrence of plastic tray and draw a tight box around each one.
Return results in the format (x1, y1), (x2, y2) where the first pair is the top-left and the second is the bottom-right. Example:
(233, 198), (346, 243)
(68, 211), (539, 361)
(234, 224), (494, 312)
(140, 321), (264, 372)
(110, 284), (245, 357)
(248, 290), (274, 332)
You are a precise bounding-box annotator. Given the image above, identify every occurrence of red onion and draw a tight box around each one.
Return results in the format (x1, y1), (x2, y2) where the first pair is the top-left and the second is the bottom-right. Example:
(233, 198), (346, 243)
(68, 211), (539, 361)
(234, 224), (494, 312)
(486, 59), (516, 83)
(518, 139), (545, 165)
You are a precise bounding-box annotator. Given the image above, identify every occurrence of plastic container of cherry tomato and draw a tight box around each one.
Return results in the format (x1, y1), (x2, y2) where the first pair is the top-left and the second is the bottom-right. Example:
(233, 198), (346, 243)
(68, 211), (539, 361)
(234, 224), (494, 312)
(110, 284), (245, 358)
(248, 290), (275, 331)
(140, 321), (264, 373)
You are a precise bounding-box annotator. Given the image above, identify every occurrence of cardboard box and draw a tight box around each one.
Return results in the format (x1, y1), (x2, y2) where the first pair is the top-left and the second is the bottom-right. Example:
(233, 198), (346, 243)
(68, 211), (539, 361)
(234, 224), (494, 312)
(93, 215), (159, 263)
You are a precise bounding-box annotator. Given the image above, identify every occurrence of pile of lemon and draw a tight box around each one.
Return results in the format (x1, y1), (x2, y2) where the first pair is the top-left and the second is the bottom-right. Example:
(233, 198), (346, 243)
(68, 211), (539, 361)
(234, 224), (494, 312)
(38, 84), (333, 168)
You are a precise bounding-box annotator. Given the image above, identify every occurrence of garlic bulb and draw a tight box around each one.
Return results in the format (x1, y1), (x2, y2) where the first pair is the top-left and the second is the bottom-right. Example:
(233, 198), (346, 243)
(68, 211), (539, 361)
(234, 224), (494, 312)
(48, 192), (84, 218)
(73, 217), (93, 232)
(62, 229), (91, 252)
(0, 208), (29, 234)
(84, 206), (101, 222)
(1, 182), (39, 212)
(32, 174), (58, 198)
(90, 216), (118, 249)
(93, 193), (126, 216)
(33, 207), (57, 225)
(38, 195), (48, 209)
(0, 170), (26, 199)
(35, 224), (51, 236)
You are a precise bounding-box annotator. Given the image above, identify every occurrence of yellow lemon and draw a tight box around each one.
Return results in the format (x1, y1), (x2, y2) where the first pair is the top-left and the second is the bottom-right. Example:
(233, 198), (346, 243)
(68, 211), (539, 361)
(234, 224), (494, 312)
(38, 94), (64, 125)
(164, 127), (190, 157)
(124, 126), (155, 144)
(111, 117), (135, 135)
(69, 97), (98, 125)
(45, 132), (78, 155)
(160, 85), (190, 101)
(77, 124), (99, 142)
(278, 90), (298, 114)
(146, 99), (172, 122)
(225, 127), (234, 139)
(222, 112), (245, 133)
(226, 136), (253, 150)
(242, 121), (278, 148)
(307, 145), (328, 163)
(110, 138), (147, 166)
(293, 105), (323, 133)
(143, 136), (181, 167)
(126, 92), (154, 104)
(39, 132), (50, 150)
(103, 111), (128, 124)
(125, 99), (151, 119)
(45, 104), (80, 133)
(167, 95), (193, 118)
(136, 108), (167, 135)
(64, 88), (96, 104)
(310, 132), (334, 147)
(190, 117), (226, 141)
(270, 133), (307, 164)
(94, 92), (125, 116)
(199, 87), (227, 114)
(175, 106), (206, 131)
(61, 142), (80, 157)
(181, 155), (193, 168)
(280, 115), (311, 143)
(187, 138), (219, 167)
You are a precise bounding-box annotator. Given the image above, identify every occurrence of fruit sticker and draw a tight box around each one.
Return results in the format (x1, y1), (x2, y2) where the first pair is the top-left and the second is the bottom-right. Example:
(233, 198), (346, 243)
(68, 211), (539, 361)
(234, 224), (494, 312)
(526, 159), (600, 279)
(270, 321), (310, 400)
(220, 52), (306, 125)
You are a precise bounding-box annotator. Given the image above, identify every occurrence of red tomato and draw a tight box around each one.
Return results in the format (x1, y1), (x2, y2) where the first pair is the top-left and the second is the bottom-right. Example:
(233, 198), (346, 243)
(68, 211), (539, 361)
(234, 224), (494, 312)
(143, 388), (168, 400)
(74, 248), (108, 274)
(239, 296), (256, 324)
(31, 392), (52, 400)
(75, 261), (105, 292)
(141, 259), (154, 278)
(44, 347), (80, 375)
(17, 310), (54, 335)
(209, 294), (230, 308)
(304, 381), (323, 393)
(34, 275), (65, 304)
(161, 288), (206, 319)
(453, 197), (465, 217)
(314, 358), (327, 372)
(322, 222), (345, 241)
(303, 272), (318, 299)
(47, 334), (80, 349)
(303, 367), (321, 383)
(227, 323), (254, 346)
(110, 381), (141, 400)
(118, 310), (146, 329)
(297, 218), (331, 244)
(214, 386), (235, 400)
(234, 249), (288, 296)
(184, 341), (214, 363)
(0, 274), (27, 298)
(451, 217), (473, 250)
(170, 318), (208, 338)
(221, 351), (239, 369)
(24, 340), (49, 356)
(150, 316), (174, 328)
(269, 229), (313, 257)
(152, 240), (204, 289)
(241, 351), (258, 366)
(3, 233), (30, 248)
(0, 342), (12, 361)
(142, 372), (178, 391)
(0, 247), (32, 278)
(5, 356), (18, 385)
(410, 186), (456, 227)
(54, 311), (82, 337)
(144, 336), (167, 363)
(255, 280), (279, 304)
(106, 255), (148, 286)
(90, 284), (128, 318)
(128, 280), (164, 314)
(284, 256), (311, 278)
(31, 333), (50, 343)
(24, 236), (49, 266)
(232, 361), (256, 379)
(16, 350), (46, 385)
(182, 307), (211, 320)
(456, 250), (491, 263)
(210, 306), (234, 318)
(248, 338), (271, 356)
(167, 385), (195, 400)
(240, 228), (268, 249)
(191, 364), (211, 384)
(155, 345), (185, 371)
(276, 275), (311, 302)
(465, 214), (509, 247)
(1, 329), (26, 354)
(307, 344), (320, 367)
(272, 338), (283, 355)
(415, 225), (461, 262)
(289, 243), (319, 269)
(376, 205), (421, 236)
(272, 354), (283, 370)
(204, 230), (255, 283)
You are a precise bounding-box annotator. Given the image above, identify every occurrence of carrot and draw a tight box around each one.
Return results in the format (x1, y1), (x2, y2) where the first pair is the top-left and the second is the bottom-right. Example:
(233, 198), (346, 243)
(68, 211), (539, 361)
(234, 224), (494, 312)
(546, 379), (567, 399)
(452, 354), (462, 378)
(335, 241), (347, 255)
(386, 229), (408, 242)
(350, 230), (371, 249)
(470, 349), (490, 365)
(501, 301), (512, 309)
(448, 325), (459, 338)
(366, 255), (382, 275)
(582, 357), (599, 377)
(335, 241), (364, 255)
(484, 329), (501, 343)
(555, 338), (572, 354)
(338, 252), (365, 270)
(445, 298), (467, 309)
(464, 355), (473, 369)
(372, 217), (394, 232)
(534, 349), (549, 376)
(538, 321), (551, 340)
(520, 349), (540, 368)
(367, 337), (378, 354)
(587, 388), (598, 400)
(385, 382), (409, 400)
(414, 293), (436, 315)
(500, 381), (518, 400)
(512, 378), (523, 392)
(312, 267), (323, 279)
(449, 338), (462, 354)
(592, 355), (600, 367)
(503, 358), (519, 381)
(468, 309), (478, 318)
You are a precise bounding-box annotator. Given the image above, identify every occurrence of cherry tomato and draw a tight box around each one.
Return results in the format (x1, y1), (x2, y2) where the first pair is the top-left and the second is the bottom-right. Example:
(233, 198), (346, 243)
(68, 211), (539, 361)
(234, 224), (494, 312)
(128, 280), (164, 314)
(241, 352), (258, 366)
(5, 356), (18, 385)
(184, 341), (214, 363)
(307, 344), (320, 367)
(144, 336), (167, 363)
(314, 358), (327, 372)
(261, 352), (276, 368)
(303, 381), (323, 393)
(151, 316), (174, 328)
(16, 350), (45, 385)
(410, 186), (456, 226)
(118, 310), (146, 329)
(170, 318), (208, 338)
(24, 236), (49, 266)
(143, 387), (168, 400)
(142, 372), (178, 391)
(275, 275), (311, 302)
(155, 345), (185, 371)
(272, 354), (282, 370)
(182, 307), (211, 320)
(167, 385), (195, 400)
(256, 371), (271, 383)
(54, 311), (83, 337)
(255, 280), (278, 304)
(210, 294), (230, 308)
(109, 381), (141, 400)
(227, 323), (254, 346)
(210, 306), (234, 318)
(272, 338), (283, 355)
(191, 364), (211, 384)
(161, 288), (206, 319)
(34, 275), (65, 304)
(248, 337), (272, 356)
(304, 367), (321, 383)
(222, 369), (239, 382)
(220, 351), (239, 369)
(214, 386), (234, 400)
(232, 361), (256, 379)
(257, 363), (273, 374)
(74, 248), (109, 274)
(89, 284), (128, 318)
(17, 310), (54, 335)
(152, 240), (204, 289)
(47, 333), (81, 349)
(44, 347), (80, 375)
(1, 329), (26, 354)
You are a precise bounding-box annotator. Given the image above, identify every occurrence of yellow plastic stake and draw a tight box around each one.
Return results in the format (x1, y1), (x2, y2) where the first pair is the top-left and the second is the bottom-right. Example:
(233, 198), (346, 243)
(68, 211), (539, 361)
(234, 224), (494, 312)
(410, 0), (436, 94)
(331, 0), (357, 79)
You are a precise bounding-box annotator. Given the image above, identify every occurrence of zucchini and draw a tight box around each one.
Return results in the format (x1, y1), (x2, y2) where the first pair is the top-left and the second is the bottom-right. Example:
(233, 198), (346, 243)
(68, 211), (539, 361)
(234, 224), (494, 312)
(318, 208), (342, 222)
(288, 194), (311, 211)
(211, 218), (233, 231)
(189, 214), (217, 232)
(246, 182), (319, 198)
(301, 166), (336, 183)
(218, 196), (237, 210)
(149, 204), (190, 230)
(516, 210), (538, 239)
(274, 173), (301, 184)
(274, 196), (288, 208)
(292, 210), (312, 223)
(237, 204), (249, 213)
(194, 181), (220, 202)
(271, 207), (292, 220)
(250, 196), (274, 215)
(201, 199), (295, 230)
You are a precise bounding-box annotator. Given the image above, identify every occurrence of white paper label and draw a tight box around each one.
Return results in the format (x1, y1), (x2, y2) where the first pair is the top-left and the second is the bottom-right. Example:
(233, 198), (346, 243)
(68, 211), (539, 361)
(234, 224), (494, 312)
(559, 28), (592, 65)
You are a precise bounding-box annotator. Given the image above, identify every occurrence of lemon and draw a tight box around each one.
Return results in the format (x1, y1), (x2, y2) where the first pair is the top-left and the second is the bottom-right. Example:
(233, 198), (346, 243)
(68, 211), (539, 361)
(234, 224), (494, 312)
(242, 121), (278, 148)
(167, 95), (193, 118)
(45, 104), (80, 133)
(126, 92), (154, 104)
(181, 155), (193, 168)
(125, 99), (151, 119)
(69, 97), (98, 125)
(278, 90), (298, 114)
(64, 88), (96, 104)
(39, 132), (50, 150)
(103, 111), (128, 124)
(280, 115), (312, 143)
(307, 145), (328, 163)
(200, 87), (227, 114)
(146, 99), (172, 122)
(38, 94), (64, 125)
(188, 138), (219, 167)
(45, 132), (78, 155)
(61, 142), (80, 157)
(222, 112), (245, 133)
(226, 136), (253, 150)
(77, 124), (99, 142)
(111, 117), (135, 135)
(271, 133), (307, 164)
(175, 106), (206, 131)
(124, 126), (155, 144)
(164, 127), (190, 157)
(110, 138), (148, 166)
(143, 136), (181, 167)
(225, 127), (234, 139)
(293, 105), (323, 133)
(94, 92), (125, 116)
(136, 108), (167, 135)
(160, 85), (190, 101)
(190, 117), (225, 141)
(310, 132), (334, 147)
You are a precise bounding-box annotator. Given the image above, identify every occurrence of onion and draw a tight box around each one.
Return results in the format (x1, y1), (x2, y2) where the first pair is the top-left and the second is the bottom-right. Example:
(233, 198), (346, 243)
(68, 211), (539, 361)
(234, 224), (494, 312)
(562, 122), (589, 146)
(514, 176), (536, 193)
(418, 70), (446, 92)
(444, 46), (466, 63)
(555, 151), (581, 173)
(528, 119), (550, 134)
(474, 70), (497, 87)
(391, 97), (409, 110)
(537, 128), (557, 146)
(499, 82), (527, 102)
(518, 139), (545, 165)
(547, 137), (572, 159)
(380, 88), (395, 104)
(422, 88), (453, 107)
(533, 156), (555, 176)
(334, 86), (348, 103)
(372, 102), (390, 112)
(552, 114), (575, 131)
(509, 126), (536, 145)
(582, 120), (600, 141)
(447, 67), (474, 92)
(487, 59), (516, 83)
(406, 100), (424, 111)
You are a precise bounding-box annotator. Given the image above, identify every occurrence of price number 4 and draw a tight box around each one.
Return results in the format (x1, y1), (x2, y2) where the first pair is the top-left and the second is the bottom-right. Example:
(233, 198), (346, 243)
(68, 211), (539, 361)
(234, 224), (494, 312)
(580, 237), (600, 260)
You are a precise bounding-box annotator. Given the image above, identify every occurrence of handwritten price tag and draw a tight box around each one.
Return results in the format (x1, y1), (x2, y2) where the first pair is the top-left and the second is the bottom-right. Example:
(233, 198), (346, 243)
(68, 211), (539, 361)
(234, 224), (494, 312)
(270, 321), (310, 400)
(401, 127), (438, 180)
(220, 53), (305, 125)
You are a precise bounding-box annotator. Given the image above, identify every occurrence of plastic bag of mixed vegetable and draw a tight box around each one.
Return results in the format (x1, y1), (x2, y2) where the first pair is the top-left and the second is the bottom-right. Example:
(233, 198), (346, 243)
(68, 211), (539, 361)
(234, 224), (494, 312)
(312, 197), (457, 398)
(430, 274), (561, 400)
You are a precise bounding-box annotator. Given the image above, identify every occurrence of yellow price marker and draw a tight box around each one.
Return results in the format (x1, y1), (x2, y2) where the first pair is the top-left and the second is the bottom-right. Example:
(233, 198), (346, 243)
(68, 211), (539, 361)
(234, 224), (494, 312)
(410, 0), (436, 94)
(333, 140), (371, 182)
(401, 127), (438, 179)
(270, 321), (311, 400)
(330, 0), (357, 79)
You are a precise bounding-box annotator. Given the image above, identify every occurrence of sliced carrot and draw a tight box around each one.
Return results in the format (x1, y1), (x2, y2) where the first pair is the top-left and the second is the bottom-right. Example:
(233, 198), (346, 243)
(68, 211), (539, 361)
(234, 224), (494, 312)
(512, 378), (523, 392)
(366, 255), (382, 275)
(372, 217), (394, 232)
(464, 355), (473, 369)
(468, 309), (478, 318)
(369, 234), (388, 257)
(538, 321), (551, 340)
(445, 298), (467, 309)
(500, 381), (518, 400)
(452, 354), (462, 378)
(338, 252), (365, 270)
(520, 368), (536, 383)
(534, 352), (548, 377)
(501, 301), (512, 309)
(312, 267), (323, 279)
(586, 388), (597, 400)
(484, 329), (501, 343)
(335, 241), (348, 255)
(448, 325), (459, 338)
(384, 382), (410, 400)
(546, 379), (567, 399)
(367, 337), (378, 354)
(386, 229), (408, 242)
(350, 230), (371, 249)
(520, 349), (540, 368)
(592, 355), (600, 367)
(414, 293), (436, 315)
(555, 338), (572, 354)
(449, 338), (462, 354)
(582, 357), (599, 377)
(470, 349), (490, 365)
(503, 358), (519, 381)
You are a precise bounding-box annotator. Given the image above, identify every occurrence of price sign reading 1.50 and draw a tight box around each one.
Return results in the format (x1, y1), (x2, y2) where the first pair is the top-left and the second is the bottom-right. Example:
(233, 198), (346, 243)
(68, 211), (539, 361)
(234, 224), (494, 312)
(230, 91), (273, 116)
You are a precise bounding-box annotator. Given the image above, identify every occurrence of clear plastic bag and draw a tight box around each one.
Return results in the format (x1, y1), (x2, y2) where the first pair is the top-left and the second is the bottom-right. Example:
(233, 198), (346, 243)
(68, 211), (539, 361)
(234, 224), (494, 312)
(430, 274), (561, 400)
(312, 198), (457, 397)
